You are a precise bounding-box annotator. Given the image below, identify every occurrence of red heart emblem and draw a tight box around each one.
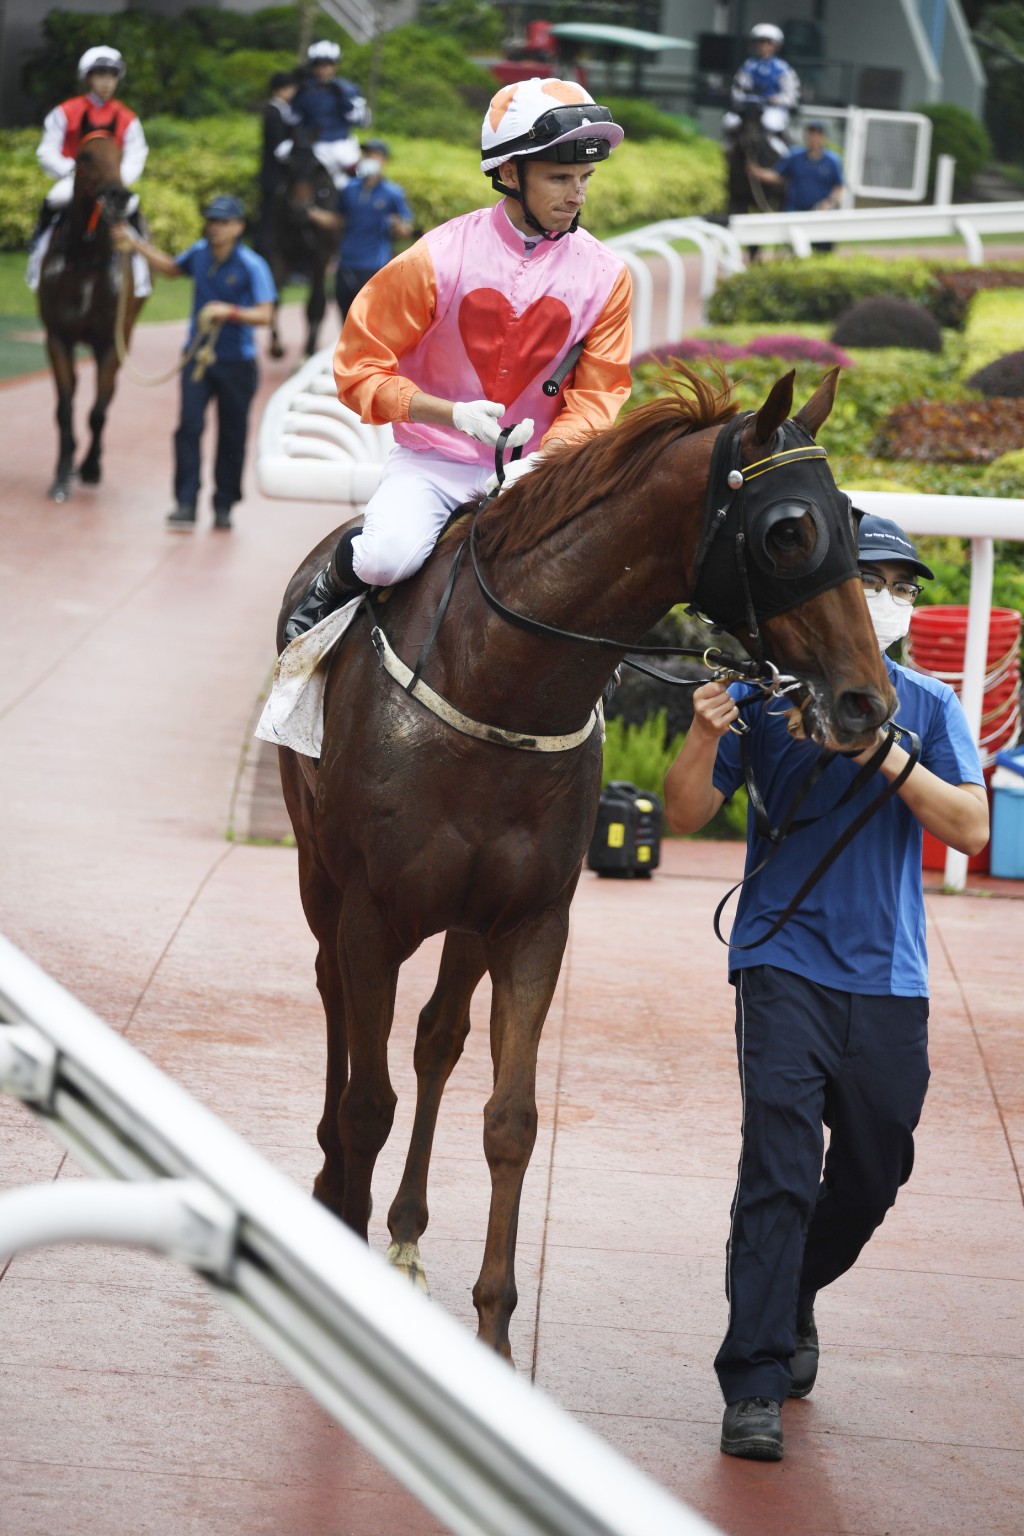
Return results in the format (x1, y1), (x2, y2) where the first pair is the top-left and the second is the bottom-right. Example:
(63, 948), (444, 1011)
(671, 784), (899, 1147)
(458, 289), (571, 407)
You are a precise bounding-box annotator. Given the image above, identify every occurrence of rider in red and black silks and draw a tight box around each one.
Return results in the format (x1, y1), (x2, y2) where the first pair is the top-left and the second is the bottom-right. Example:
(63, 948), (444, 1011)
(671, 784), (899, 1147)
(283, 77), (633, 645)
(28, 45), (150, 294)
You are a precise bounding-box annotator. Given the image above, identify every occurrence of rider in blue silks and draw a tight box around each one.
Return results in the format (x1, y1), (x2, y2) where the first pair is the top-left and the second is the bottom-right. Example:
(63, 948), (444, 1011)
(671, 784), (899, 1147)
(722, 22), (801, 158)
(289, 39), (369, 188)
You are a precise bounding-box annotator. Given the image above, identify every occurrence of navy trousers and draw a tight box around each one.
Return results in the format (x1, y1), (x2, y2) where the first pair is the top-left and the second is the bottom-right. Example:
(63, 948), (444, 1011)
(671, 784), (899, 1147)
(174, 358), (258, 514)
(714, 964), (930, 1405)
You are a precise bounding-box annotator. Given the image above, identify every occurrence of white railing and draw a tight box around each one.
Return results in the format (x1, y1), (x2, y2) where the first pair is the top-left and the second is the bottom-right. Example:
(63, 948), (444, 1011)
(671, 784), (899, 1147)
(0, 930), (720, 1536)
(727, 200), (1024, 263)
(256, 347), (393, 504)
(605, 220), (745, 353)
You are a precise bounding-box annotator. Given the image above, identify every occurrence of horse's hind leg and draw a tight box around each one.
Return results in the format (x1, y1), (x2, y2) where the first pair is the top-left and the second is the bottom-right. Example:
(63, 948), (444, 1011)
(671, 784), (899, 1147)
(79, 344), (119, 484)
(474, 906), (569, 1362)
(387, 932), (488, 1290)
(46, 335), (76, 501)
(268, 298), (284, 359)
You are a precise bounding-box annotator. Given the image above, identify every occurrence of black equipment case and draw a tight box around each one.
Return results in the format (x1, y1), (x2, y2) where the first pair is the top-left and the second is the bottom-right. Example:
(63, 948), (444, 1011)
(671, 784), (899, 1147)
(587, 781), (664, 878)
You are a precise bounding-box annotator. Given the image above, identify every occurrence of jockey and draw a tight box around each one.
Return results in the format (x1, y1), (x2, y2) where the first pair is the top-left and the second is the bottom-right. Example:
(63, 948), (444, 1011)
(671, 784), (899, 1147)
(724, 23), (800, 156)
(28, 45), (150, 293)
(290, 39), (368, 187)
(283, 76), (633, 645)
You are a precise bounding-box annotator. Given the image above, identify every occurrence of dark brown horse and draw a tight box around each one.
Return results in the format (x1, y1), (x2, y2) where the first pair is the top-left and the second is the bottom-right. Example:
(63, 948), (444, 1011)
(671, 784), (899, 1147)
(37, 131), (144, 502)
(726, 103), (787, 219)
(276, 365), (896, 1362)
(263, 130), (336, 360)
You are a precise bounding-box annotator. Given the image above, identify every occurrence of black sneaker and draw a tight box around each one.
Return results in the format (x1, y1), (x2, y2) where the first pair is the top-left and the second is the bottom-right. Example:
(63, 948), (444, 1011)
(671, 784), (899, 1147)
(166, 503), (196, 530)
(720, 1397), (783, 1461)
(213, 507), (232, 530)
(788, 1308), (819, 1399)
(283, 564), (347, 645)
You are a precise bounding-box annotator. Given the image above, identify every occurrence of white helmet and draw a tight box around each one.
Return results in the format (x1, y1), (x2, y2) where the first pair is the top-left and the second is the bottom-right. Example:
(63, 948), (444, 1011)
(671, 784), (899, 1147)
(750, 23), (784, 46)
(481, 78), (623, 174)
(307, 39), (341, 62)
(78, 46), (126, 80)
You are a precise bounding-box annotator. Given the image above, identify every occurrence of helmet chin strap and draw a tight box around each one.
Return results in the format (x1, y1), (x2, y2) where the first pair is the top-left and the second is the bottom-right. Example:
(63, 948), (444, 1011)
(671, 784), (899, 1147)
(490, 160), (579, 242)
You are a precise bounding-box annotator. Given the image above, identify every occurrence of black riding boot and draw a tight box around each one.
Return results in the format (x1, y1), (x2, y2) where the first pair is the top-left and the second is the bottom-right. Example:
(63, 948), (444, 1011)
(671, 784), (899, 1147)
(31, 199), (56, 245)
(283, 528), (368, 646)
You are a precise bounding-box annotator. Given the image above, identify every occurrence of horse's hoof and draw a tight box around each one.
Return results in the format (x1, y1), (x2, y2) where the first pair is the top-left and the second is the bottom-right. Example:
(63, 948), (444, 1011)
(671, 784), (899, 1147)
(78, 464), (101, 485)
(386, 1240), (430, 1295)
(48, 481), (71, 503)
(270, 341), (285, 359)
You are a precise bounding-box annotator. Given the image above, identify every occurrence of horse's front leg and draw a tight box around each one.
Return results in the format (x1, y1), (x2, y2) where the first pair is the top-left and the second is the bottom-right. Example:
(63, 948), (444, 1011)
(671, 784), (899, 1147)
(334, 877), (406, 1238)
(79, 343), (119, 485)
(305, 263), (327, 357)
(386, 931), (488, 1292)
(268, 298), (284, 359)
(46, 333), (76, 501)
(475, 905), (570, 1362)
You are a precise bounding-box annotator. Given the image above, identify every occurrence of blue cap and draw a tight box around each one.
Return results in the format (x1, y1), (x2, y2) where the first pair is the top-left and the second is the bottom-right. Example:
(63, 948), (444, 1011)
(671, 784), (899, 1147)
(202, 195), (246, 222)
(856, 513), (934, 579)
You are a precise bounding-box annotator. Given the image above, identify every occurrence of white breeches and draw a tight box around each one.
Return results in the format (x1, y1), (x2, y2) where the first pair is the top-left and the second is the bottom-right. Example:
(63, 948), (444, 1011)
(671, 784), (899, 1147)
(26, 226), (153, 296)
(46, 175), (75, 208)
(313, 136), (361, 187)
(352, 447), (491, 588)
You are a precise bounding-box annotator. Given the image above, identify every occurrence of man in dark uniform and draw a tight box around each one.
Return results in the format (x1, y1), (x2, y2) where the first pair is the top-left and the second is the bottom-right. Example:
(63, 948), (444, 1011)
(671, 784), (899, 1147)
(114, 195), (276, 530)
(256, 69), (299, 256)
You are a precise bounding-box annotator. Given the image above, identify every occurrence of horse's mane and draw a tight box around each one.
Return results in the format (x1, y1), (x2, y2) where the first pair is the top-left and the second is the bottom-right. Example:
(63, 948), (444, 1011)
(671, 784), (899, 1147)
(468, 361), (739, 560)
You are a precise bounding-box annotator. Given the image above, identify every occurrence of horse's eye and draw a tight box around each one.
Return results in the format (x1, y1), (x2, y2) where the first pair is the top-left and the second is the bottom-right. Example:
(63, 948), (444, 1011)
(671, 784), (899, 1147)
(771, 520), (803, 547)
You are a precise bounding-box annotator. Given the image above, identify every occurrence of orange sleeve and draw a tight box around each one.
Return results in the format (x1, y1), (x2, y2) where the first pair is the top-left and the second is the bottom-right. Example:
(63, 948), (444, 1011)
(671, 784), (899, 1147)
(540, 264), (633, 448)
(333, 240), (437, 424)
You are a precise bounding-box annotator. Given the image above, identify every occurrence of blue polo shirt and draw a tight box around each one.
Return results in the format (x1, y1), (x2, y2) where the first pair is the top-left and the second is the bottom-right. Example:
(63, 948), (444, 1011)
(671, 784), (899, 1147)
(175, 239), (277, 363)
(336, 176), (412, 269)
(712, 657), (984, 996)
(773, 146), (843, 213)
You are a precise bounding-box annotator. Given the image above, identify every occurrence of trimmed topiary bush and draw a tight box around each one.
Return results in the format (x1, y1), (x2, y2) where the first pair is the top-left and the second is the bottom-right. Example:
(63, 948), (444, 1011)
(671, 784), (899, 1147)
(928, 264), (1024, 328)
(967, 350), (1024, 397)
(831, 297), (943, 352)
(873, 398), (1024, 462)
(961, 288), (1024, 376)
(707, 256), (936, 325)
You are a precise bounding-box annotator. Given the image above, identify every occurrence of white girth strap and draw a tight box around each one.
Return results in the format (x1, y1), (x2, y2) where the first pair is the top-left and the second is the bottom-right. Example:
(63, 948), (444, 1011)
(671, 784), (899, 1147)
(371, 626), (601, 753)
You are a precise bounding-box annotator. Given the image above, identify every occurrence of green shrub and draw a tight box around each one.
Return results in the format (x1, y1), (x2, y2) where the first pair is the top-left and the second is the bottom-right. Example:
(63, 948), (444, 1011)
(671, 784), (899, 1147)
(962, 288), (1024, 375)
(219, 49), (298, 111)
(967, 350), (1024, 397)
(913, 101), (993, 195)
(601, 709), (682, 798)
(928, 264), (1024, 327)
(583, 138), (724, 230)
(418, 0), (505, 50)
(707, 256), (936, 324)
(831, 297), (943, 352)
(601, 97), (701, 143)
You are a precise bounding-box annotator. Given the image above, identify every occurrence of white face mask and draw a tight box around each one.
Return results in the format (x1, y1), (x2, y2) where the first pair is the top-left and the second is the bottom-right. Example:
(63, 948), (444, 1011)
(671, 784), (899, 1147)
(357, 157), (383, 178)
(865, 588), (913, 652)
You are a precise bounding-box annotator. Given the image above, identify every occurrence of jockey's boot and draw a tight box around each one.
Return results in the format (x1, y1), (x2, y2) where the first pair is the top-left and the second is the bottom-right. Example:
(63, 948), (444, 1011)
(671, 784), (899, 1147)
(31, 199), (56, 246)
(283, 527), (368, 646)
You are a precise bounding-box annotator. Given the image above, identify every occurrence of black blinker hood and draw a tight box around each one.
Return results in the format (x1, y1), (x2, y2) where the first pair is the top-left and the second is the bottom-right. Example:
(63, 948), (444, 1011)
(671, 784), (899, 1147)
(688, 413), (858, 636)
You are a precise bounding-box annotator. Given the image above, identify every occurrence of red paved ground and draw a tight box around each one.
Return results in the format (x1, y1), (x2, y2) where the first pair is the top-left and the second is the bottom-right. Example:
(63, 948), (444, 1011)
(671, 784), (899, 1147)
(1, 304), (1022, 1536)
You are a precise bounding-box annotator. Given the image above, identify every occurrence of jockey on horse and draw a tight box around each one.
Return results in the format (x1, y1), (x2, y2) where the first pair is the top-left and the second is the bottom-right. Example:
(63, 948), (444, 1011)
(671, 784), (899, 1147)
(722, 22), (800, 160)
(283, 76), (633, 645)
(287, 38), (369, 189)
(27, 44), (151, 298)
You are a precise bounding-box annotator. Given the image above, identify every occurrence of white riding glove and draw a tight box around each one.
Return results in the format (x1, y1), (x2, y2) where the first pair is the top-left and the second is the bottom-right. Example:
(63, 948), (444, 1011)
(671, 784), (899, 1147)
(483, 450), (544, 495)
(451, 399), (534, 449)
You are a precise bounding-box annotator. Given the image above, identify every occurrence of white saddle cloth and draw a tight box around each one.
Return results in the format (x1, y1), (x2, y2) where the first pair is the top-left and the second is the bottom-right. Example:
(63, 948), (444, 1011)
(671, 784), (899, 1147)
(254, 597), (364, 757)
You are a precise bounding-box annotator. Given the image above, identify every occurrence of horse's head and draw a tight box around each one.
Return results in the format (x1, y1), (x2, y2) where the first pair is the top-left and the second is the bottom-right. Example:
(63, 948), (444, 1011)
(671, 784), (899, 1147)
(698, 368), (897, 750)
(74, 131), (130, 222)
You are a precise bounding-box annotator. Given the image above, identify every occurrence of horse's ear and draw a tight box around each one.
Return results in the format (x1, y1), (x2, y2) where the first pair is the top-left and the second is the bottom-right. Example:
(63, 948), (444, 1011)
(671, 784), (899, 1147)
(747, 370), (795, 449)
(793, 367), (840, 439)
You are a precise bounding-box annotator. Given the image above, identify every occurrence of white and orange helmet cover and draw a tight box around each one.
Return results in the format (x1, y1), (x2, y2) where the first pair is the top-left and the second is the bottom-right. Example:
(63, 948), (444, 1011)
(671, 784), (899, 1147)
(480, 78), (624, 173)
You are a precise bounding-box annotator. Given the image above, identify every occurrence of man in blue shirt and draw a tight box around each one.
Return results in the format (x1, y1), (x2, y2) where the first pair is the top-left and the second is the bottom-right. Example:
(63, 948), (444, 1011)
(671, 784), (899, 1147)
(749, 119), (844, 250)
(307, 137), (413, 319)
(664, 515), (988, 1463)
(116, 195), (276, 530)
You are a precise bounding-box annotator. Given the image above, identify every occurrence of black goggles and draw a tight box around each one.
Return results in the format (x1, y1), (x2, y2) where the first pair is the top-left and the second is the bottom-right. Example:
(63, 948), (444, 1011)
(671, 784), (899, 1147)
(497, 103), (615, 158)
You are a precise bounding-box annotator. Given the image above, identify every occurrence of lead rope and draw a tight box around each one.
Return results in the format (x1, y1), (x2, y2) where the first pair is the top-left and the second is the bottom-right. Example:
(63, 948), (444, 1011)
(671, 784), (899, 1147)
(114, 249), (222, 386)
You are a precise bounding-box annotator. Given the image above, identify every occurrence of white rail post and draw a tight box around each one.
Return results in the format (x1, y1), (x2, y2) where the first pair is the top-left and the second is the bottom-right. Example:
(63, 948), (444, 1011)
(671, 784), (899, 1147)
(934, 154), (956, 207)
(943, 536), (994, 892)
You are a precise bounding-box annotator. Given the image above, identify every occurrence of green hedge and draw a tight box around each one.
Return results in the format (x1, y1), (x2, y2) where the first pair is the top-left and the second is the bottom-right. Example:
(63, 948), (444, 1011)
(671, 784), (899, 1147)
(0, 114), (725, 253)
(706, 255), (939, 325)
(912, 101), (993, 195)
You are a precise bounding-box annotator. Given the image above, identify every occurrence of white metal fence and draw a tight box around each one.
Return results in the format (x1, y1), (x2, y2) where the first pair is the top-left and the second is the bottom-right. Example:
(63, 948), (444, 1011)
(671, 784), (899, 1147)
(0, 930), (720, 1536)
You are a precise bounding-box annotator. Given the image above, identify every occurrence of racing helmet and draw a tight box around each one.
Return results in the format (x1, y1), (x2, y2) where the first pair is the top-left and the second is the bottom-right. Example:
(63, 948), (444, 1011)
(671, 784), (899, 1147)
(78, 46), (126, 80)
(480, 78), (623, 174)
(750, 23), (784, 45)
(307, 39), (341, 62)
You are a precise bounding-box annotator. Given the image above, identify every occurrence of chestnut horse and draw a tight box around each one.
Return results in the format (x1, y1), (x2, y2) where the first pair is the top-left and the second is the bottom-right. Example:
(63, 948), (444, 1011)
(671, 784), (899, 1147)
(276, 365), (896, 1362)
(38, 130), (144, 502)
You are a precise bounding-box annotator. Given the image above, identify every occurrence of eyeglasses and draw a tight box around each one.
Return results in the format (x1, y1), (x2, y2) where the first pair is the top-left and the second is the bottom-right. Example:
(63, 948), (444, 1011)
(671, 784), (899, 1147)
(859, 571), (922, 606)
